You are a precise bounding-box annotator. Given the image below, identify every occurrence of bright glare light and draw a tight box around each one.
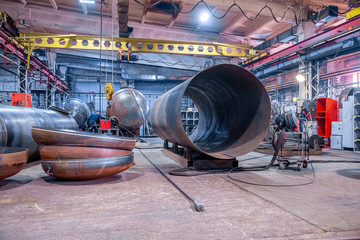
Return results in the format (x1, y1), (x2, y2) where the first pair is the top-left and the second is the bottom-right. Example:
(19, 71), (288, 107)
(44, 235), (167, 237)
(296, 74), (305, 82)
(200, 12), (210, 22)
(80, 0), (95, 3)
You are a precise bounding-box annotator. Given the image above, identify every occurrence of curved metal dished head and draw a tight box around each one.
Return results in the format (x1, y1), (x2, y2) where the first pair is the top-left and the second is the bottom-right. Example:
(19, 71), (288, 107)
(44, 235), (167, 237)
(63, 98), (91, 127)
(32, 127), (136, 150)
(149, 64), (270, 159)
(39, 145), (133, 160)
(0, 147), (29, 180)
(109, 88), (149, 131)
(41, 150), (134, 180)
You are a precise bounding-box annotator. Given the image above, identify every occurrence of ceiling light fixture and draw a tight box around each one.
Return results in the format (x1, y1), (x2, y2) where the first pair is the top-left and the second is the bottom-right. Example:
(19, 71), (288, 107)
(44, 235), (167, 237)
(80, 0), (95, 3)
(200, 12), (210, 23)
(296, 74), (305, 82)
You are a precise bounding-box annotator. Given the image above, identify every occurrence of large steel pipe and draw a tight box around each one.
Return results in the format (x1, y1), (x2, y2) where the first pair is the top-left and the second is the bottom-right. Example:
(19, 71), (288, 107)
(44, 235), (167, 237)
(0, 105), (78, 159)
(149, 64), (270, 159)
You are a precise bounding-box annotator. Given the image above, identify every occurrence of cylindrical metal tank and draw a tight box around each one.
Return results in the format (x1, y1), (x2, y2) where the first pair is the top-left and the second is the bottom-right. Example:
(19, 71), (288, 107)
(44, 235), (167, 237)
(0, 105), (78, 159)
(149, 64), (271, 159)
(108, 88), (149, 132)
(63, 98), (91, 128)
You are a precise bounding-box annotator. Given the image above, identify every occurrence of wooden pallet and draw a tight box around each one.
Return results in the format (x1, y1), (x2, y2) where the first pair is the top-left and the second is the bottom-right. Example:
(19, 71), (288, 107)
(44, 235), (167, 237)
(162, 148), (237, 170)
(254, 146), (323, 156)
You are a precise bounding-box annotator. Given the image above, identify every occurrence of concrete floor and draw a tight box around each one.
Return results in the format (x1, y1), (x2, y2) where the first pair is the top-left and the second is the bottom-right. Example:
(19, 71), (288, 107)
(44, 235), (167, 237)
(1, 139), (360, 239)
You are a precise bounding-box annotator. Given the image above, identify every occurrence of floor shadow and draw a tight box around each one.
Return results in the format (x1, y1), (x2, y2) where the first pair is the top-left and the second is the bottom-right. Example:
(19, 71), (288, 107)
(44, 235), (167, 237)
(41, 171), (144, 186)
(0, 176), (33, 191)
(337, 169), (360, 180)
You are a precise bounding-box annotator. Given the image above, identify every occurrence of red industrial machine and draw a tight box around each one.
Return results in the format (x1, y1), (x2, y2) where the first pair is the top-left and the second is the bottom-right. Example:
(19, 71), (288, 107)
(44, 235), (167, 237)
(316, 97), (338, 138)
(11, 93), (32, 107)
(100, 120), (111, 130)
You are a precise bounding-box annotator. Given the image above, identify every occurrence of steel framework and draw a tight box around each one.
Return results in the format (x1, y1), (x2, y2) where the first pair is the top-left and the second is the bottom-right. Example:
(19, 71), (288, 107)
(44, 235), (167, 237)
(17, 33), (263, 59)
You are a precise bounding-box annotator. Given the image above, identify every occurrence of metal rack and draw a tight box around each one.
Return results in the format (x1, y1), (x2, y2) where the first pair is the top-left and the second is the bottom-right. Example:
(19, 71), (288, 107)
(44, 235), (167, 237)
(181, 109), (199, 135)
(354, 89), (360, 152)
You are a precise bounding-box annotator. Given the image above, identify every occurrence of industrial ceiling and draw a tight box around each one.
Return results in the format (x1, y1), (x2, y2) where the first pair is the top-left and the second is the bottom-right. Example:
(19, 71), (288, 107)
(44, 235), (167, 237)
(0, 0), (352, 71)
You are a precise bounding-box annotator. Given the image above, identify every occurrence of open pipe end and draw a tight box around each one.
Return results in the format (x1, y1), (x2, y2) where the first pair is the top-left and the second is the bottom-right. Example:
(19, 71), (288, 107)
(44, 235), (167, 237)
(150, 64), (270, 159)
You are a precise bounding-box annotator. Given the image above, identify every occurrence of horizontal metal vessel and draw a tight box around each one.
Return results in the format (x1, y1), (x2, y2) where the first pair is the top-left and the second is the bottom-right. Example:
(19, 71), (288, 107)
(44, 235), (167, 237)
(32, 127), (136, 150)
(0, 147), (29, 180)
(149, 64), (270, 159)
(0, 105), (78, 160)
(40, 146), (134, 180)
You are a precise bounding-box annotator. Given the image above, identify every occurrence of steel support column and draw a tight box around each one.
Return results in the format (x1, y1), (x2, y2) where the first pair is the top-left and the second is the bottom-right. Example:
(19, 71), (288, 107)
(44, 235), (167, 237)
(309, 61), (321, 100)
(17, 60), (27, 93)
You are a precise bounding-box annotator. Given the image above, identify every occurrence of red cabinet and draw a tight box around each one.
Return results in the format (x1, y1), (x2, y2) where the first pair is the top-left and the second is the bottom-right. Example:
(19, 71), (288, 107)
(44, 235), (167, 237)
(316, 98), (337, 138)
(11, 93), (32, 107)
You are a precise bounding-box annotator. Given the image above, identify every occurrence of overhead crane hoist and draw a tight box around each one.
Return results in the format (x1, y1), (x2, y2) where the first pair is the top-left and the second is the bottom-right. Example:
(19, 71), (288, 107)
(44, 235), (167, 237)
(105, 83), (115, 100)
(16, 33), (266, 62)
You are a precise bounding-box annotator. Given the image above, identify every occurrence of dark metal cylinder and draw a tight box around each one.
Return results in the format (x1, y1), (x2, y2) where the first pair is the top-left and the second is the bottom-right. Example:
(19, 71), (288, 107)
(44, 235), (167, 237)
(0, 105), (78, 159)
(149, 64), (270, 159)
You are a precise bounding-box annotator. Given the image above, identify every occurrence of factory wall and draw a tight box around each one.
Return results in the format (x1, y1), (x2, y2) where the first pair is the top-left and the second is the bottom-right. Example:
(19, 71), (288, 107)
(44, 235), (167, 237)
(73, 80), (181, 114)
(0, 68), (18, 105)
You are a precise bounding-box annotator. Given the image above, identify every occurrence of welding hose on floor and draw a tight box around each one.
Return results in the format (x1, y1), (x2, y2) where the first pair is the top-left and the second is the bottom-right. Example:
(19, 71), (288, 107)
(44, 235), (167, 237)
(138, 150), (205, 212)
(232, 129), (285, 171)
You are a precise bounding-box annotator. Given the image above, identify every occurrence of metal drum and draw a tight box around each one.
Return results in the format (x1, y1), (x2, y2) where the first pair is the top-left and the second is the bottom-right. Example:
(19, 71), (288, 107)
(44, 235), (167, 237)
(149, 64), (271, 159)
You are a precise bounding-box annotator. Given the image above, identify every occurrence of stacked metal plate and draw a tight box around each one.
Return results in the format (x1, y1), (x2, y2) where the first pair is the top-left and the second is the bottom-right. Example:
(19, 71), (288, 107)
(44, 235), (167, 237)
(32, 127), (136, 180)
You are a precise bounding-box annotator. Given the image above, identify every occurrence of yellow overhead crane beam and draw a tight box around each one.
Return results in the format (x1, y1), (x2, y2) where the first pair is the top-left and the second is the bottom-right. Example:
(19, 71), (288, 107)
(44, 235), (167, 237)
(17, 33), (265, 59)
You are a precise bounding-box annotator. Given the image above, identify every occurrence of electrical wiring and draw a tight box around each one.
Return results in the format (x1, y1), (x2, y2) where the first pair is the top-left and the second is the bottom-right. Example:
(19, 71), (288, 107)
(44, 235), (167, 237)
(134, 0), (360, 26)
(226, 161), (315, 187)
(138, 56), (233, 69)
(307, 0), (359, 24)
(135, 146), (163, 149)
(311, 160), (360, 163)
(338, 0), (360, 14)
(138, 57), (200, 69)
(134, 0), (299, 24)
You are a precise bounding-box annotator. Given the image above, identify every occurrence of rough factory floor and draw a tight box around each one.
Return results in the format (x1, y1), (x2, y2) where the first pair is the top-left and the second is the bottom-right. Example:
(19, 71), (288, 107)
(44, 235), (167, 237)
(1, 138), (360, 240)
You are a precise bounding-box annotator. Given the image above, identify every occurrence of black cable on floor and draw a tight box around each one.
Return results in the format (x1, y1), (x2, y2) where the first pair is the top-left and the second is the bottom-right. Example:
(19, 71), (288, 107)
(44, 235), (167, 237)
(311, 160), (360, 164)
(138, 150), (205, 212)
(135, 146), (163, 149)
(226, 161), (315, 187)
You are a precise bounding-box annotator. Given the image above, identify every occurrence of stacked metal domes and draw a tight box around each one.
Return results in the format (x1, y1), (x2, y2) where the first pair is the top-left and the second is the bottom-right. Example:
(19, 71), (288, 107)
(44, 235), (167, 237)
(32, 127), (136, 180)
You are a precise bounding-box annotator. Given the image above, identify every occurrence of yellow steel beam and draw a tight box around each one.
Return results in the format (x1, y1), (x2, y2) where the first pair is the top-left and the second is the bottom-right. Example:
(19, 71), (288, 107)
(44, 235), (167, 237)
(17, 33), (264, 58)
(346, 7), (360, 20)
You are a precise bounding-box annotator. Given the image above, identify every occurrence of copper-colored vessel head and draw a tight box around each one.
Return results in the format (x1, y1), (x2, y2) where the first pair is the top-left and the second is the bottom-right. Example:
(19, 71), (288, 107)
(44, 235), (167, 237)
(32, 127), (136, 150)
(0, 147), (29, 180)
(40, 146), (134, 180)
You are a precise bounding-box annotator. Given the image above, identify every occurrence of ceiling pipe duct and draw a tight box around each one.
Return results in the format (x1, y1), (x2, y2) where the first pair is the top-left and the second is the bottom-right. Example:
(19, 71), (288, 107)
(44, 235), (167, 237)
(149, 64), (270, 159)
(253, 36), (360, 79)
(0, 105), (78, 160)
